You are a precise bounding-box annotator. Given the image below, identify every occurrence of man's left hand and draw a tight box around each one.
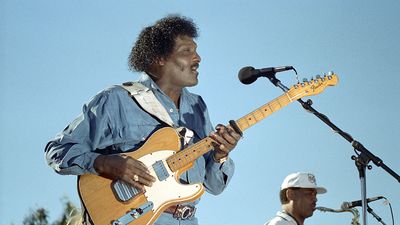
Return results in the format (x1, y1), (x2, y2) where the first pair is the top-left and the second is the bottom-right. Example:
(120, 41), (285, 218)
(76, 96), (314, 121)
(209, 124), (241, 161)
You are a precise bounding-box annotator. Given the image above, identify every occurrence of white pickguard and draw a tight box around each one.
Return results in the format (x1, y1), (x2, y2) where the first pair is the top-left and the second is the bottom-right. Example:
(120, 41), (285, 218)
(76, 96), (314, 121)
(139, 150), (203, 215)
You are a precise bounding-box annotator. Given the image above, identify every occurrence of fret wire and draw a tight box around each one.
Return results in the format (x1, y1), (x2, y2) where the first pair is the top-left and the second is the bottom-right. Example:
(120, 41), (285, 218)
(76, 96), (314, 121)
(276, 98), (282, 108)
(270, 100), (279, 111)
(258, 106), (267, 117)
(237, 119), (247, 131)
(268, 105), (275, 112)
(236, 93), (292, 132)
(242, 116), (251, 127)
(167, 138), (214, 172)
(254, 108), (267, 120)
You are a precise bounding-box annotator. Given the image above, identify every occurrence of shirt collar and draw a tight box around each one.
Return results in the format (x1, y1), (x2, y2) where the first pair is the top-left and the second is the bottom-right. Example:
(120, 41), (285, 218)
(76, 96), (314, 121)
(277, 211), (299, 225)
(137, 72), (157, 90)
(137, 72), (190, 98)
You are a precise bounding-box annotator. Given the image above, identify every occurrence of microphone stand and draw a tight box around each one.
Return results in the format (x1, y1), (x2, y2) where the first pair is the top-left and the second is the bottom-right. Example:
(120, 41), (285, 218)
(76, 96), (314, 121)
(367, 205), (386, 225)
(265, 72), (400, 225)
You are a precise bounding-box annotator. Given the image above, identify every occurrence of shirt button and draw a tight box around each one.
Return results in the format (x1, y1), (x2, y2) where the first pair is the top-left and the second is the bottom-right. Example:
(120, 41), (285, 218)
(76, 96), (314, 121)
(169, 108), (174, 112)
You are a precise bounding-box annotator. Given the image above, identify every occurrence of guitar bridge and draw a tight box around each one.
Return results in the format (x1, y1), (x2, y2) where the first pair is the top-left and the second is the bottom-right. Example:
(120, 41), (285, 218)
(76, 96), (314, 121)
(112, 201), (153, 225)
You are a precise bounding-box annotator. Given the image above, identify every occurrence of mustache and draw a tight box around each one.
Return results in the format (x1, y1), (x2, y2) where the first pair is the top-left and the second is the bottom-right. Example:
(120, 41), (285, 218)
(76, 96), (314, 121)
(191, 63), (199, 69)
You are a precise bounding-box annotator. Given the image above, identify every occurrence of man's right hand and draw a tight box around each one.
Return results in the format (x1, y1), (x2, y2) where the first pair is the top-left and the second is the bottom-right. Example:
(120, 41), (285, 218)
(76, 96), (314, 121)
(94, 154), (156, 192)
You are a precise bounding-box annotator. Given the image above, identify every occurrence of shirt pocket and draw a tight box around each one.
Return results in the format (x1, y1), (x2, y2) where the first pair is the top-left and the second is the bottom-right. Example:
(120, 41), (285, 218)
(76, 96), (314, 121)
(114, 115), (164, 152)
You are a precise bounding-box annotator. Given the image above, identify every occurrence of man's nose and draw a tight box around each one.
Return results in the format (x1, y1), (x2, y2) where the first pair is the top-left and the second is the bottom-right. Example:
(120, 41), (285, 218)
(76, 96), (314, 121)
(194, 51), (201, 63)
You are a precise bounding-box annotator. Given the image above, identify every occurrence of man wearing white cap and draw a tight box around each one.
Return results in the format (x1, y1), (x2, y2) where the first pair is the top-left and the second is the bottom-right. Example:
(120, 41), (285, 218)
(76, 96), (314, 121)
(265, 172), (327, 225)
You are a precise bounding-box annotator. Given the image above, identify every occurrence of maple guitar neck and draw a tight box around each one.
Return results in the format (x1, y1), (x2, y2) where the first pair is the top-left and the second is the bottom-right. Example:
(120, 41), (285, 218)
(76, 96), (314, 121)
(166, 92), (293, 172)
(235, 92), (293, 131)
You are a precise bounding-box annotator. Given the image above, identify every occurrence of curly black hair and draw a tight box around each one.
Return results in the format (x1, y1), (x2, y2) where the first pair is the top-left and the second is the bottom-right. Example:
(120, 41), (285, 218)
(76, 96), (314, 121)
(128, 15), (199, 72)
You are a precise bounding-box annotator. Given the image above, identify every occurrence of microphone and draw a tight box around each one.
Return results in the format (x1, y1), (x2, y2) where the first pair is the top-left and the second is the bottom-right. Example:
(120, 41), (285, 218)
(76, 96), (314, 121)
(341, 196), (384, 209)
(238, 66), (294, 84)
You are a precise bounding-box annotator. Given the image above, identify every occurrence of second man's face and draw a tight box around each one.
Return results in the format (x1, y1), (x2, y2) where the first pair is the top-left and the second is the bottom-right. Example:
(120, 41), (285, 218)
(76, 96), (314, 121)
(293, 188), (318, 219)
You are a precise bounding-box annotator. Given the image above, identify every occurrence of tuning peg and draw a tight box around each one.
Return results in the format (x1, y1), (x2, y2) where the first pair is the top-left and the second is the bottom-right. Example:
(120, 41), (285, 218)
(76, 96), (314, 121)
(316, 75), (321, 79)
(328, 71), (334, 76)
(302, 78), (308, 83)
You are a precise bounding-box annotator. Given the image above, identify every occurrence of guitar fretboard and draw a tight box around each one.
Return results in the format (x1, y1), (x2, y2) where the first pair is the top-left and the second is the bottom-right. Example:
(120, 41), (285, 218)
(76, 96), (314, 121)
(236, 93), (293, 132)
(166, 92), (293, 172)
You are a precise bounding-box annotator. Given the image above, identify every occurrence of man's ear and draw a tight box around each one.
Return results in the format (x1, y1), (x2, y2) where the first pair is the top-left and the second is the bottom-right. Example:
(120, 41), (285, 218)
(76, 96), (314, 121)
(286, 189), (296, 201)
(148, 58), (164, 75)
(156, 57), (166, 66)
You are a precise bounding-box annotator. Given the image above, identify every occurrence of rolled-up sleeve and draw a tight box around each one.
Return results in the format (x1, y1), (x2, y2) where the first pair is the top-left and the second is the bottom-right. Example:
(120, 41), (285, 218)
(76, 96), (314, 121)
(44, 91), (113, 175)
(203, 154), (235, 195)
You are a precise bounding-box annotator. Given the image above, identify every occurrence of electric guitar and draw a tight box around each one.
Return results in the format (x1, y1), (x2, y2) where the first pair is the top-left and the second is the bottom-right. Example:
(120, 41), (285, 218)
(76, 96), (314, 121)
(78, 73), (339, 225)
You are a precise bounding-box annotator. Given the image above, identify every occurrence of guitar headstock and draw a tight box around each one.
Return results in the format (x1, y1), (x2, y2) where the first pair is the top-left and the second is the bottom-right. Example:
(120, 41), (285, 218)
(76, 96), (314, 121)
(287, 72), (339, 100)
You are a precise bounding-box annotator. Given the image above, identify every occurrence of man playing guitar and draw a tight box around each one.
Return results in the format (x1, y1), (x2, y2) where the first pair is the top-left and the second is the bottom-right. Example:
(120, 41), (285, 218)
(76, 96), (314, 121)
(45, 15), (241, 225)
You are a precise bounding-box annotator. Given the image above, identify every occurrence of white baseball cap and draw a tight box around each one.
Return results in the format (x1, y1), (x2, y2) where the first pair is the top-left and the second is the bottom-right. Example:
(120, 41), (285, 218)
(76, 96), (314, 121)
(281, 172), (327, 194)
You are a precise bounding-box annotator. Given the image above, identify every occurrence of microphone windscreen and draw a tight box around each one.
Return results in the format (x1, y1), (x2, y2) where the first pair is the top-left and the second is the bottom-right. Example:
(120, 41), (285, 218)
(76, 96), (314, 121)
(340, 202), (350, 210)
(238, 66), (256, 84)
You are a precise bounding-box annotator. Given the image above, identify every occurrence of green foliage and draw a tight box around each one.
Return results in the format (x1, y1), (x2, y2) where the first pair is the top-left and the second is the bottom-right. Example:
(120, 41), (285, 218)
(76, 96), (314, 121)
(22, 208), (49, 225)
(22, 198), (80, 225)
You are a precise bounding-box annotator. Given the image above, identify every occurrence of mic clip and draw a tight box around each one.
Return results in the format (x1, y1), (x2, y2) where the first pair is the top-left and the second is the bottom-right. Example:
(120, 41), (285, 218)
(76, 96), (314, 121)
(266, 72), (280, 87)
(266, 66), (297, 88)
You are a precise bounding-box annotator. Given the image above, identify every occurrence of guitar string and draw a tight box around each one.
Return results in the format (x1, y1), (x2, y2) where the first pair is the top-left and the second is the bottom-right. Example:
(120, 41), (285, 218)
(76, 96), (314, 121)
(120, 80), (331, 192)
(136, 87), (301, 177)
(140, 94), (294, 173)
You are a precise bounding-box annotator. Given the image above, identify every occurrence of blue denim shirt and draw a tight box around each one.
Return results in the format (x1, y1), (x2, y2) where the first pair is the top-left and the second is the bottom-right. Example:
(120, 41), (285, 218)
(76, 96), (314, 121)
(45, 74), (234, 208)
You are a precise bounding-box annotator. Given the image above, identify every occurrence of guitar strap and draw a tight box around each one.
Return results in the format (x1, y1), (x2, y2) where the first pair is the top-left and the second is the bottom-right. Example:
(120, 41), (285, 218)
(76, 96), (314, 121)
(120, 82), (175, 127)
(119, 82), (193, 146)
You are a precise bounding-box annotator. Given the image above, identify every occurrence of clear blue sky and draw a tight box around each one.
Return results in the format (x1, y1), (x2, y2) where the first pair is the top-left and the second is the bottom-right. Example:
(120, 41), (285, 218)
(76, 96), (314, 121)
(1, 1), (399, 225)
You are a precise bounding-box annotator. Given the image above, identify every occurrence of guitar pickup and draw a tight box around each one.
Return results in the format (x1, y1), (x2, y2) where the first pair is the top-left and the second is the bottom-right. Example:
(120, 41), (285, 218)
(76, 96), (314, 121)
(152, 160), (169, 181)
(112, 180), (141, 202)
